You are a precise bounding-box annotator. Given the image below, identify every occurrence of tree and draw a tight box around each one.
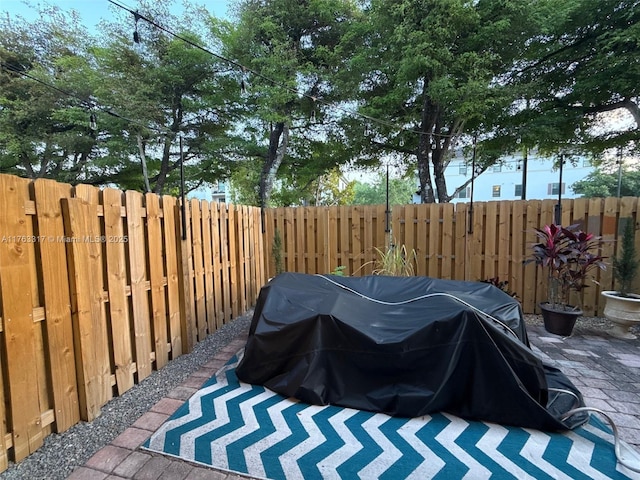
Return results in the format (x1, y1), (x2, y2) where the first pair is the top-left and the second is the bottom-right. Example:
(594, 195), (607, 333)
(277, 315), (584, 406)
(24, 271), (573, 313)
(92, 0), (243, 194)
(571, 170), (640, 197)
(222, 0), (359, 207)
(353, 174), (416, 206)
(0, 6), (102, 182)
(335, 0), (542, 203)
(500, 0), (640, 156)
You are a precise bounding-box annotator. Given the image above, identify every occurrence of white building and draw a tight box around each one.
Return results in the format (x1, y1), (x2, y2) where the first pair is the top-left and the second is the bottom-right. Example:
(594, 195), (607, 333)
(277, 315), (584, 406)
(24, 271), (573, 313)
(413, 152), (595, 203)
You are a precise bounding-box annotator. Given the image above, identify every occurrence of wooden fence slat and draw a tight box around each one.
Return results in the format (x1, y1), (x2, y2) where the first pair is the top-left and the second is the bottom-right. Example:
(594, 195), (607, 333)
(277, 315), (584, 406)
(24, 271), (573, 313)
(102, 188), (135, 394)
(0, 175), (42, 460)
(61, 197), (112, 422)
(219, 204), (232, 324)
(189, 199), (206, 342)
(441, 203), (454, 279)
(328, 206), (339, 273)
(227, 206), (239, 318)
(147, 194), (169, 368)
(125, 191), (153, 379)
(177, 199), (196, 352)
(238, 205), (249, 313)
(295, 206), (305, 273)
(454, 202), (467, 281)
(510, 200), (526, 302)
(162, 196), (182, 358)
(200, 201), (215, 335)
(32, 179), (80, 432)
(210, 204), (224, 328)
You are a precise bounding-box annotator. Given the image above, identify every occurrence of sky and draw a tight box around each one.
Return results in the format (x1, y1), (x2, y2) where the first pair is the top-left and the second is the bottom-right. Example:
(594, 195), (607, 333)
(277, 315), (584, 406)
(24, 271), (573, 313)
(0, 0), (230, 27)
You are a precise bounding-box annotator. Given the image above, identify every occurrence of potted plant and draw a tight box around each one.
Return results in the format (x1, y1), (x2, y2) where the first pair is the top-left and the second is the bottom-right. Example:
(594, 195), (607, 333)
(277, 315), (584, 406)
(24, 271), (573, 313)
(601, 220), (640, 339)
(526, 224), (606, 335)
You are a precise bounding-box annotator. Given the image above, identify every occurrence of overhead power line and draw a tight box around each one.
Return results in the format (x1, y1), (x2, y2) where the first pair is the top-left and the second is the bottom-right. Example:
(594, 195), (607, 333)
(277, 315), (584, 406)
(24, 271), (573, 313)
(106, 0), (456, 140)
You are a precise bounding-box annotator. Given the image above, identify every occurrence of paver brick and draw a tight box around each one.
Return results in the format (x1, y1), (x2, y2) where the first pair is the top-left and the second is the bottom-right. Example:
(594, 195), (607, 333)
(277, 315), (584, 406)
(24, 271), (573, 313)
(133, 412), (171, 431)
(86, 445), (132, 473)
(112, 427), (153, 449)
(112, 451), (152, 477)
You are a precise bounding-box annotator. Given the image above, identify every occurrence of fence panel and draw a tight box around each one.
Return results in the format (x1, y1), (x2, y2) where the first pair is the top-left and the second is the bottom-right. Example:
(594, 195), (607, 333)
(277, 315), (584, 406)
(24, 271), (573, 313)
(0, 174), (264, 469)
(61, 197), (112, 422)
(102, 188), (135, 394)
(0, 175), (43, 461)
(32, 179), (80, 433)
(263, 199), (640, 315)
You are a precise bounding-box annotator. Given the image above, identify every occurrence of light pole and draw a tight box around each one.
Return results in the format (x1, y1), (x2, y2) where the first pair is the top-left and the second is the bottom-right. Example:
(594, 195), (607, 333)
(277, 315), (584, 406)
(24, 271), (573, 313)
(554, 153), (565, 225)
(617, 146), (623, 198)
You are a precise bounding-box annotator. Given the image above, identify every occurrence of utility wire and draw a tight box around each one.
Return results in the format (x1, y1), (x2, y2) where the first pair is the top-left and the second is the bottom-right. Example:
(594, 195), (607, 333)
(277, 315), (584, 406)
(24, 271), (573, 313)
(0, 61), (172, 136)
(106, 0), (457, 140)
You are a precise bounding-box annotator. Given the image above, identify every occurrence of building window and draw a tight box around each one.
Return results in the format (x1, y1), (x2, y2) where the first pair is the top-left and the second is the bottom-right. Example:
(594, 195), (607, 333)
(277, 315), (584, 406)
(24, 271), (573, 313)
(492, 164), (502, 172)
(492, 185), (501, 198)
(459, 164), (468, 175)
(515, 184), (523, 197)
(457, 187), (470, 199)
(548, 183), (565, 195)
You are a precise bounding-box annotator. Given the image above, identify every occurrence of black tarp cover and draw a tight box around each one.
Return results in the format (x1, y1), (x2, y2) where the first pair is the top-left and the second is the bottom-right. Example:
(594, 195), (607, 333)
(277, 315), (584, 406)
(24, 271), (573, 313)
(236, 273), (586, 431)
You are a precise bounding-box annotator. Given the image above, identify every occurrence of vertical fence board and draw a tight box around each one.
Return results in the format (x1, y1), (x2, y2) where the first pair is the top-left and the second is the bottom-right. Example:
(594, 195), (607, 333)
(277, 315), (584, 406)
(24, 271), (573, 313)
(317, 208), (329, 274)
(484, 202), (499, 281)
(328, 207), (339, 273)
(351, 206), (363, 275)
(147, 194), (169, 368)
(125, 191), (153, 379)
(441, 203), (454, 279)
(210, 204), (224, 328)
(511, 201), (526, 303)
(200, 202), (215, 335)
(32, 179), (80, 432)
(454, 202), (467, 281)
(226, 206), (238, 318)
(176, 199), (195, 352)
(238, 205), (249, 312)
(304, 207), (315, 274)
(102, 188), (135, 394)
(62, 197), (111, 422)
(190, 199), (207, 342)
(497, 200), (510, 283)
(0, 175), (42, 460)
(219, 205), (232, 324)
(525, 201), (541, 312)
(162, 196), (182, 358)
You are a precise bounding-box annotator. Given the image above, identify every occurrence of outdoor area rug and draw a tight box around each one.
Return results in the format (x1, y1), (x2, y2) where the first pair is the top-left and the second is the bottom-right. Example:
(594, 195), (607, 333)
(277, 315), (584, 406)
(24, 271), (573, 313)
(143, 351), (640, 479)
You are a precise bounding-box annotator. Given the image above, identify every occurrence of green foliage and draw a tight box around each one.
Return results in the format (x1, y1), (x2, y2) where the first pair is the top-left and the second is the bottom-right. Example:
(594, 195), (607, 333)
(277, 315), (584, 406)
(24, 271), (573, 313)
(330, 265), (346, 276)
(613, 220), (639, 297)
(371, 244), (417, 277)
(353, 174), (416, 205)
(571, 170), (640, 198)
(501, 0), (640, 155)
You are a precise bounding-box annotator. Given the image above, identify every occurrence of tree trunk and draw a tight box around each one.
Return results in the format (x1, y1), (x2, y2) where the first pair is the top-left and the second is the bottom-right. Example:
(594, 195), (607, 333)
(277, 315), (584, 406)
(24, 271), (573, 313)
(136, 134), (152, 193)
(259, 121), (289, 208)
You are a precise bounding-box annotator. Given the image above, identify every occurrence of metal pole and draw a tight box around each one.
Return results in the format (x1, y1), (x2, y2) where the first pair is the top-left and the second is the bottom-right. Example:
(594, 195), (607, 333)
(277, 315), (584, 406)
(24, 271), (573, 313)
(468, 136), (477, 234)
(521, 146), (528, 200)
(617, 146), (623, 198)
(180, 135), (187, 240)
(385, 163), (391, 247)
(554, 153), (564, 225)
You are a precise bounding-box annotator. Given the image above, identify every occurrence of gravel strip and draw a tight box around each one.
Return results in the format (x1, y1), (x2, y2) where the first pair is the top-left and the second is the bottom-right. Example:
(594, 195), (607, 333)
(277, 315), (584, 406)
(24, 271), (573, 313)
(0, 312), (252, 480)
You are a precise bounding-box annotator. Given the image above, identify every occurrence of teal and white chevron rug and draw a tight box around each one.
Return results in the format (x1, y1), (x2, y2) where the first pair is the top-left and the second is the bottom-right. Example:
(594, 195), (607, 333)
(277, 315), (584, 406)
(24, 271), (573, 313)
(143, 351), (640, 479)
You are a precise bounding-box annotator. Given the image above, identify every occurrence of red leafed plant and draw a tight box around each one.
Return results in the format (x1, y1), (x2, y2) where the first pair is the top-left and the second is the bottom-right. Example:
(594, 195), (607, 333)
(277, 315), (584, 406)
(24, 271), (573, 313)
(526, 224), (607, 311)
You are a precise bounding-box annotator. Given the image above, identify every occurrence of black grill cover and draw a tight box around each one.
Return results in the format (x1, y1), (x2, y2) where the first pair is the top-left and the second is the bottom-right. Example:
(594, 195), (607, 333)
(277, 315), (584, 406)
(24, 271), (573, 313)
(236, 273), (586, 431)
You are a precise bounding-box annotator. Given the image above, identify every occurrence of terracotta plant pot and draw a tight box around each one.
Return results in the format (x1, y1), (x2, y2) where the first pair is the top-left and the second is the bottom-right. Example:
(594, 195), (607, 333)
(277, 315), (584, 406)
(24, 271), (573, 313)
(539, 302), (582, 336)
(601, 291), (640, 339)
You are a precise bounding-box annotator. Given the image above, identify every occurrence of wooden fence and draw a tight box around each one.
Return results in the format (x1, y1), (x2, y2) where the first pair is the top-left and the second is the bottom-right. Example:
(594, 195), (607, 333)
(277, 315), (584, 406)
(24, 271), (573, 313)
(1, 170), (638, 470)
(264, 197), (640, 317)
(0, 174), (265, 469)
